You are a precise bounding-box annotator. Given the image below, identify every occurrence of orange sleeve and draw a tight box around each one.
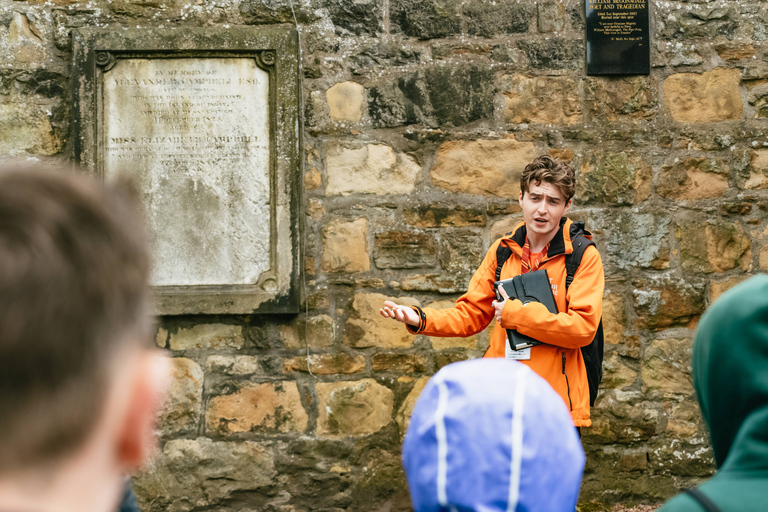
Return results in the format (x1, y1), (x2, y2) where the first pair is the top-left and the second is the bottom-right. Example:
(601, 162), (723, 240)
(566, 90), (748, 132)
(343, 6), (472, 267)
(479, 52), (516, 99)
(408, 240), (500, 337)
(500, 246), (604, 349)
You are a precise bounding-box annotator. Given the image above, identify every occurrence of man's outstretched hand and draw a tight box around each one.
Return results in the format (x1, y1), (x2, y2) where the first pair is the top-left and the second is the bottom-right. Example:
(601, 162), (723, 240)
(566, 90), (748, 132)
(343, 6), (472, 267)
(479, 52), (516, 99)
(379, 301), (420, 327)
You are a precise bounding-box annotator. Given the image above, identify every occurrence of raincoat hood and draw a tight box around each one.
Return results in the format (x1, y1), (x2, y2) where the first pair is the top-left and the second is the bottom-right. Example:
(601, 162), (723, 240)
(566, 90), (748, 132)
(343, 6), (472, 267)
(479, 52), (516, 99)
(693, 275), (768, 472)
(402, 359), (585, 512)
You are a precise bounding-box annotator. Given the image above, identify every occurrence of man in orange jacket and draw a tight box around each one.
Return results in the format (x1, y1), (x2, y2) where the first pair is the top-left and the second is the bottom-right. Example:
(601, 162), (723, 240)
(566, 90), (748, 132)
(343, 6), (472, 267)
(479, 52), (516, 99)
(380, 155), (604, 428)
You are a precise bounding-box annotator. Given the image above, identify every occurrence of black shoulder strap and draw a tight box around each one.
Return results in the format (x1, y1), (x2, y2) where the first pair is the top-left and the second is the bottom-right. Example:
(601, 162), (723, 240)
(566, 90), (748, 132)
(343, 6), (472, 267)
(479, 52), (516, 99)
(565, 234), (594, 290)
(684, 488), (721, 512)
(495, 242), (513, 282)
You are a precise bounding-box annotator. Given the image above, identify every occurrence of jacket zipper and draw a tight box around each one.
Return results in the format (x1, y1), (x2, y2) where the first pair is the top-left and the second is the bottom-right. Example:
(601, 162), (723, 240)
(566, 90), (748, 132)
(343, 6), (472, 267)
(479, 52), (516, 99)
(562, 352), (573, 411)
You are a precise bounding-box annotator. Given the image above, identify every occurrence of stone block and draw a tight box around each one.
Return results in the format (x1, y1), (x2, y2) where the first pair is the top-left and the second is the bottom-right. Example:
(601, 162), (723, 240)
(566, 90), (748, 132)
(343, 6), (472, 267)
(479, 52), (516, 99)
(657, 158), (729, 201)
(321, 218), (370, 273)
(160, 357), (203, 437)
(325, 143), (420, 196)
(168, 324), (244, 350)
(584, 393), (662, 444)
(538, 0), (566, 33)
(205, 381), (309, 435)
(404, 204), (487, 227)
(345, 293), (420, 348)
(371, 353), (428, 373)
(463, 0), (532, 37)
(676, 218), (751, 273)
(516, 39), (582, 70)
(326, 0), (383, 35)
(741, 149), (768, 190)
(663, 68), (743, 123)
(155, 327), (168, 348)
(676, 7), (738, 40)
(430, 139), (536, 197)
(606, 211), (670, 270)
(632, 276), (705, 330)
(586, 76), (658, 121)
(400, 274), (467, 294)
(716, 42), (755, 60)
(326, 81), (365, 122)
(306, 197), (326, 220)
(748, 82), (768, 118)
(490, 215), (524, 243)
(284, 354), (365, 375)
(502, 75), (581, 125)
(316, 379), (394, 436)
(205, 355), (261, 376)
(3, 13), (46, 66)
(305, 167), (322, 191)
(422, 64), (495, 127)
(0, 103), (64, 156)
(642, 338), (694, 397)
(665, 44), (703, 67)
(133, 438), (275, 511)
(601, 353), (637, 390)
(761, 245), (768, 271)
(649, 441), (715, 477)
(617, 452), (648, 473)
(390, 0), (462, 39)
(439, 231), (485, 290)
(710, 275), (751, 304)
(373, 231), (438, 269)
(665, 400), (704, 438)
(435, 351), (469, 370)
(578, 152), (652, 206)
(395, 377), (430, 439)
(601, 291), (627, 344)
(307, 314), (336, 349)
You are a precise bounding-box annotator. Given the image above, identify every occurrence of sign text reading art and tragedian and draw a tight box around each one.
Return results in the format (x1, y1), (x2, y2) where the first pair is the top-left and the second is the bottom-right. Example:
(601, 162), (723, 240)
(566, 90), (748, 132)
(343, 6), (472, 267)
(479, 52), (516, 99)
(586, 0), (650, 75)
(103, 58), (272, 287)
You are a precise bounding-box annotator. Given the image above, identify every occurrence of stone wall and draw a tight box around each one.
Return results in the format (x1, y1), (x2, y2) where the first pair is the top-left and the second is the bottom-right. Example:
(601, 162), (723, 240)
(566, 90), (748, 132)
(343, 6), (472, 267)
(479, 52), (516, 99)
(3, 0), (768, 510)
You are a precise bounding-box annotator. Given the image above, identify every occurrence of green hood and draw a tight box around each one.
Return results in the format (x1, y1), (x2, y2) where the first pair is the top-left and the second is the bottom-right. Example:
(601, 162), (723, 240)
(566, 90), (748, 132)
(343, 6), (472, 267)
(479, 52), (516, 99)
(693, 275), (768, 472)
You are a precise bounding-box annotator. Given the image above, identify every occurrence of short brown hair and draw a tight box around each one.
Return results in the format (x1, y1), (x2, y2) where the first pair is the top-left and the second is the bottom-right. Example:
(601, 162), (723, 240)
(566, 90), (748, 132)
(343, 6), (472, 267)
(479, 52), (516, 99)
(0, 167), (151, 473)
(520, 155), (576, 202)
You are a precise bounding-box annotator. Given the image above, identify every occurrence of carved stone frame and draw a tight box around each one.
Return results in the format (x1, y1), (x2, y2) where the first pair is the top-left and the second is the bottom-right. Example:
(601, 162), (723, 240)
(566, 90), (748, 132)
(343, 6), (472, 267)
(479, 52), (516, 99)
(72, 26), (301, 315)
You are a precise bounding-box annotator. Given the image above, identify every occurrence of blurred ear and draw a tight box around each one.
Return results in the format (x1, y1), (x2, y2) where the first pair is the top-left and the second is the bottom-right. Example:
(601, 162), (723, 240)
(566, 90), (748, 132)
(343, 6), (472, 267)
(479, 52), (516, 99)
(518, 190), (524, 205)
(116, 351), (170, 470)
(563, 198), (573, 216)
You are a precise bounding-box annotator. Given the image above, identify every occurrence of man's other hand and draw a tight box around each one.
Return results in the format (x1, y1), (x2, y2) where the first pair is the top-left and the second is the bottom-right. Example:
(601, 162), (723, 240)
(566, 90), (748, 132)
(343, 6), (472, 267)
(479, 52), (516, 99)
(492, 285), (510, 324)
(380, 301), (420, 327)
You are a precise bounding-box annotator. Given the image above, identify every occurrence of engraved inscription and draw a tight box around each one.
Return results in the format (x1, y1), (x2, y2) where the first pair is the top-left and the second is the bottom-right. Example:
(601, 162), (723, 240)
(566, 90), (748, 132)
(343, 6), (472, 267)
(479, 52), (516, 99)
(104, 58), (270, 286)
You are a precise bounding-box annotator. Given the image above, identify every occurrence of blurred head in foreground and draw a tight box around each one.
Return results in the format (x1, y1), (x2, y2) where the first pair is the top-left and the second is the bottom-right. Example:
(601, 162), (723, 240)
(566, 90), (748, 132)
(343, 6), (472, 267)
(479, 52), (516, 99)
(660, 275), (768, 512)
(402, 359), (585, 512)
(0, 166), (169, 512)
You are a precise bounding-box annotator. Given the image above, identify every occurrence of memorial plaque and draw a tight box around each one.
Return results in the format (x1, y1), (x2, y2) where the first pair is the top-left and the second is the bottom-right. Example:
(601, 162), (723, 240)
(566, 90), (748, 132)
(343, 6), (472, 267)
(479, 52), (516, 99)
(586, 0), (650, 75)
(72, 27), (301, 314)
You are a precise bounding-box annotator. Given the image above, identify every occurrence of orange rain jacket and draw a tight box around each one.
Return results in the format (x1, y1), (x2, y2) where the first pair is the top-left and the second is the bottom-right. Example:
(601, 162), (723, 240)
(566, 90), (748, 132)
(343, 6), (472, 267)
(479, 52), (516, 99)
(408, 218), (604, 427)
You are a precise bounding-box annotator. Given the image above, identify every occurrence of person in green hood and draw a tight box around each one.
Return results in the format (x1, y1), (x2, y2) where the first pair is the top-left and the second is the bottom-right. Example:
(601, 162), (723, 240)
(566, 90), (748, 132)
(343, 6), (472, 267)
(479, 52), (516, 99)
(659, 275), (768, 512)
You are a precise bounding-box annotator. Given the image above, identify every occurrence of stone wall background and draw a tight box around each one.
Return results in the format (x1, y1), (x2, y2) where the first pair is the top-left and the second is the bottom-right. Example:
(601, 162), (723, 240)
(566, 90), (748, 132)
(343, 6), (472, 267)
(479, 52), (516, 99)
(3, 0), (768, 510)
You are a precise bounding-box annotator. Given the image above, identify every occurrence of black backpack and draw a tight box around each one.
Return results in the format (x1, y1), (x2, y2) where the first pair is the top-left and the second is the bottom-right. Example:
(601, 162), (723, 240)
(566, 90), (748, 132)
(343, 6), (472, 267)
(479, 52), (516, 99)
(494, 222), (604, 406)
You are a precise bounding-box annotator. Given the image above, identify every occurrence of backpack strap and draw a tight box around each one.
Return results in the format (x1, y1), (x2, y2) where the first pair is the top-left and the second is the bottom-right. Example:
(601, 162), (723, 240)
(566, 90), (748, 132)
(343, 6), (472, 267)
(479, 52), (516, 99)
(684, 488), (722, 512)
(495, 238), (513, 282)
(565, 234), (594, 290)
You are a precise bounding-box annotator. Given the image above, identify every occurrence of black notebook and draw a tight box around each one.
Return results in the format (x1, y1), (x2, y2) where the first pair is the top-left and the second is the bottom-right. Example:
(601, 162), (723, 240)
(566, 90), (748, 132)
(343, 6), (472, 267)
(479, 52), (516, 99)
(494, 269), (559, 350)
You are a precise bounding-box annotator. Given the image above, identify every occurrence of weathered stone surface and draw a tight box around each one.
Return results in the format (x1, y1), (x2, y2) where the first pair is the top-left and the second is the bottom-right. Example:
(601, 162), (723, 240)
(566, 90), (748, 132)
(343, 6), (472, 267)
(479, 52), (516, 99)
(395, 377), (430, 439)
(633, 276), (705, 330)
(348, 42), (421, 75)
(160, 357), (203, 437)
(489, 215), (524, 243)
(642, 338), (694, 397)
(666, 44), (703, 67)
(516, 39), (582, 70)
(578, 152), (652, 206)
(463, 0), (532, 37)
(710, 275), (751, 304)
(435, 351), (469, 370)
(1, 14), (46, 66)
(602, 291), (627, 344)
(316, 379), (394, 436)
(326, 81), (364, 122)
(676, 218), (752, 273)
(0, 103), (64, 156)
(305, 167), (322, 191)
(390, 0), (462, 39)
(663, 69), (743, 123)
(169, 324), (244, 350)
(400, 273), (468, 294)
(284, 354), (365, 375)
(404, 204), (486, 227)
(585, 393), (662, 444)
(502, 74), (581, 125)
(155, 327), (168, 348)
(306, 314), (336, 349)
(741, 149), (768, 189)
(321, 218), (370, 273)
(439, 231), (485, 290)
(761, 245), (768, 271)
(325, 143), (420, 196)
(344, 293), (420, 348)
(349, 448), (411, 510)
(602, 352), (638, 391)
(537, 0), (566, 33)
(374, 231), (438, 269)
(239, 0), (318, 24)
(674, 7), (738, 40)
(657, 158), (729, 201)
(306, 197), (326, 220)
(133, 438), (276, 511)
(649, 440), (715, 477)
(427, 299), (479, 349)
(607, 211), (670, 270)
(326, 0), (383, 35)
(665, 401), (704, 439)
(206, 355), (261, 376)
(206, 381), (309, 435)
(586, 76), (658, 121)
(371, 353), (428, 373)
(430, 139), (536, 197)
(716, 42), (755, 60)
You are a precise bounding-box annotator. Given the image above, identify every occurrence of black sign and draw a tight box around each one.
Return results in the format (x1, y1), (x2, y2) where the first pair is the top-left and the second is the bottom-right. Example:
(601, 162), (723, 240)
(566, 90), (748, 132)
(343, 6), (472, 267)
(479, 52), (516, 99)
(586, 0), (650, 75)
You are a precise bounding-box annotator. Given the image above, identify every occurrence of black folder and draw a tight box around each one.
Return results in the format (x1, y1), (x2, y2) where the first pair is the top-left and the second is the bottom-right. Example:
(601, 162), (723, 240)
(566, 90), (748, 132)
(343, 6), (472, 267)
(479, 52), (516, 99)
(494, 269), (559, 350)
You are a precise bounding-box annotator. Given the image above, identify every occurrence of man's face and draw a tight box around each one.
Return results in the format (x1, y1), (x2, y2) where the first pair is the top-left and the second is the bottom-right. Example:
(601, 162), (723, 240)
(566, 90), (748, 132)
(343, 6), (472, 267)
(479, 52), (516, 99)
(519, 181), (572, 241)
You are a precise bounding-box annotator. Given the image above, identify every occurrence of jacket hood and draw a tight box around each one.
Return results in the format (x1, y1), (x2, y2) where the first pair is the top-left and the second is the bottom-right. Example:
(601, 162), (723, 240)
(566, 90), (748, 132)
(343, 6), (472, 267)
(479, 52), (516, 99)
(693, 275), (768, 471)
(402, 359), (585, 512)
